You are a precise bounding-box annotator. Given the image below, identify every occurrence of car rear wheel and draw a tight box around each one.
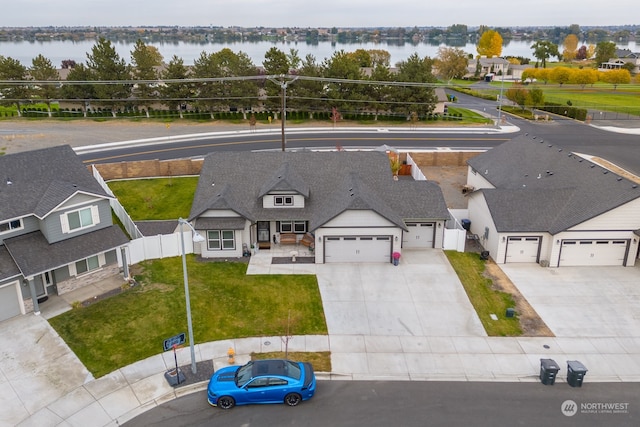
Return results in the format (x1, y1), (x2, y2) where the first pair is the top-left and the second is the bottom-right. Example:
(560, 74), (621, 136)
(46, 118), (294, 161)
(218, 396), (235, 409)
(284, 393), (302, 406)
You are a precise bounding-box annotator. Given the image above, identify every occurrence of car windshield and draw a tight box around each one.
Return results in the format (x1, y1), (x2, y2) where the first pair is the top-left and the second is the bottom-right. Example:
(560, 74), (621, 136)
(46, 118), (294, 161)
(235, 362), (254, 387)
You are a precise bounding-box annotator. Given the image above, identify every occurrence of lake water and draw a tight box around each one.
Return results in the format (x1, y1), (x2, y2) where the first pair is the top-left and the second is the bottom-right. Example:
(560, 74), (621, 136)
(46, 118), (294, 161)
(1, 39), (637, 68)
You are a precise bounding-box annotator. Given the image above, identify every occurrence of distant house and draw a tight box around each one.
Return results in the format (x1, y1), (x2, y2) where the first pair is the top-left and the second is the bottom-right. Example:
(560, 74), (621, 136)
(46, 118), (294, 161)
(187, 151), (449, 264)
(0, 146), (129, 321)
(598, 49), (640, 73)
(464, 135), (640, 267)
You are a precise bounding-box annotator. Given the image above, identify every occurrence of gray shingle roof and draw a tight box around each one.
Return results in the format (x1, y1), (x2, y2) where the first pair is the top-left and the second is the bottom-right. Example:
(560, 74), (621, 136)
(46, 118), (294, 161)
(0, 145), (111, 221)
(467, 135), (640, 233)
(4, 227), (129, 277)
(258, 162), (310, 197)
(191, 151), (449, 230)
(0, 246), (21, 282)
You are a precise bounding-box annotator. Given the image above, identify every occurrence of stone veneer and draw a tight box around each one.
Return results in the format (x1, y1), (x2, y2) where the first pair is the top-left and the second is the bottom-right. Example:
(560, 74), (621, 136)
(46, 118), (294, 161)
(57, 264), (122, 295)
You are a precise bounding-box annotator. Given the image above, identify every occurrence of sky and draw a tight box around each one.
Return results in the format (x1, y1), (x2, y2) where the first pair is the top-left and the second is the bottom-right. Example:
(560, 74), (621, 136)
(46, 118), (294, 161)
(2, 0), (638, 28)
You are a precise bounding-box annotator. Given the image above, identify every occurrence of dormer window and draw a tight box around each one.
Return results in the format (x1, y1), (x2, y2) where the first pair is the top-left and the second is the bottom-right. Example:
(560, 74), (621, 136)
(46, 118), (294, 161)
(274, 196), (294, 206)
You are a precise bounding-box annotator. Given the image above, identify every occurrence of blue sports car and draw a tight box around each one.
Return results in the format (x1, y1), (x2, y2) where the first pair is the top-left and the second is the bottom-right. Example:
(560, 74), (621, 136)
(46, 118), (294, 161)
(207, 359), (316, 409)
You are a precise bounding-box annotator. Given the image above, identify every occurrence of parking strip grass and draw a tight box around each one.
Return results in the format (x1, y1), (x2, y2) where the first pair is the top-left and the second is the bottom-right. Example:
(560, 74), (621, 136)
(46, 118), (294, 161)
(445, 251), (522, 336)
(49, 256), (327, 378)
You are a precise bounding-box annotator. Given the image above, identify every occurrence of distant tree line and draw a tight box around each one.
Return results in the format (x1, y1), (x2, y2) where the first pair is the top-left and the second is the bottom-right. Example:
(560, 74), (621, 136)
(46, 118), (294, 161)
(0, 38), (439, 119)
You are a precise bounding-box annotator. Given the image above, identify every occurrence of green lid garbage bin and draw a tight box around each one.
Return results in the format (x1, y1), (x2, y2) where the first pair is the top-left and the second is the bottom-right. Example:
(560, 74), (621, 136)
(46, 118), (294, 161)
(567, 360), (588, 387)
(540, 358), (560, 385)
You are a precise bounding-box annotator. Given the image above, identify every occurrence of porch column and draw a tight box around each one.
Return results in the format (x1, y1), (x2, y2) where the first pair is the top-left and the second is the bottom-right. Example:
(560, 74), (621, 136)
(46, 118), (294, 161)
(25, 277), (40, 315)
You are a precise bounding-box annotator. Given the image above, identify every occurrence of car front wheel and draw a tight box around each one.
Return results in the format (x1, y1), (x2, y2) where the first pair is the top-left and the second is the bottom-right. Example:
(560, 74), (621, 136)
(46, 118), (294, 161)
(284, 393), (302, 406)
(218, 396), (235, 409)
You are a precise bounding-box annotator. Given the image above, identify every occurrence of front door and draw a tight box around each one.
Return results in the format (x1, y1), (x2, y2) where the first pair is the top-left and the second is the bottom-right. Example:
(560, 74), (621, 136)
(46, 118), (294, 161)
(257, 221), (271, 248)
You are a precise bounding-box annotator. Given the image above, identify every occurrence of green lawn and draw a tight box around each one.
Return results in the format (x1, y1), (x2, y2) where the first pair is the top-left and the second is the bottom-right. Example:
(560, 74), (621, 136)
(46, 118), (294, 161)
(445, 251), (522, 336)
(49, 257), (327, 377)
(108, 177), (198, 220)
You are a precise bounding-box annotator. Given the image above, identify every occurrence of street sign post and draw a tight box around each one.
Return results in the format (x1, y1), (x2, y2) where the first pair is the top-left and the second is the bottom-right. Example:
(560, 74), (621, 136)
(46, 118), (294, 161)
(163, 333), (187, 386)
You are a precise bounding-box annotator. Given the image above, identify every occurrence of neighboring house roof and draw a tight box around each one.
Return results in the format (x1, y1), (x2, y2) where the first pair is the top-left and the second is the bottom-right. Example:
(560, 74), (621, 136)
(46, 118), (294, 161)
(135, 220), (179, 236)
(191, 151), (449, 229)
(3, 227), (129, 277)
(467, 135), (640, 234)
(0, 246), (21, 282)
(0, 145), (112, 222)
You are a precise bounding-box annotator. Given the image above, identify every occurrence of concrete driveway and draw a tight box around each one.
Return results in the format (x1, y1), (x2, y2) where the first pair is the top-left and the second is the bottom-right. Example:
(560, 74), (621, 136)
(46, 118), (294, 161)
(315, 249), (486, 337)
(501, 264), (640, 337)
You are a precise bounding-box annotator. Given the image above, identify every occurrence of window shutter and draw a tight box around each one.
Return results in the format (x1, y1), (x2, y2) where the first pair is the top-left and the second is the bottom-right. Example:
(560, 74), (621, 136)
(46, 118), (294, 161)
(91, 205), (100, 225)
(60, 213), (69, 233)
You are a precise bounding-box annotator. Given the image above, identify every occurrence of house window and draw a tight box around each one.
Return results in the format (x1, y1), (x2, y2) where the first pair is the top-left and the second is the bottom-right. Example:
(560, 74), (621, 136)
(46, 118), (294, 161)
(278, 221), (307, 233)
(76, 255), (100, 275)
(274, 196), (294, 206)
(62, 206), (99, 233)
(0, 219), (23, 234)
(207, 230), (236, 250)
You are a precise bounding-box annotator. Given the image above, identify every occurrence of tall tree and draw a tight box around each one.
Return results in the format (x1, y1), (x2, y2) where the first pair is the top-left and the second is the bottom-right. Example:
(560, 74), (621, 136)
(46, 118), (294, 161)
(192, 48), (257, 112)
(364, 63), (394, 118)
(0, 56), (29, 113)
(435, 47), (468, 81)
(160, 55), (193, 112)
(322, 50), (365, 113)
(130, 39), (163, 109)
(562, 34), (579, 62)
(86, 37), (131, 108)
(288, 54), (323, 113)
(286, 48), (301, 70)
(60, 63), (96, 111)
(530, 41), (560, 68)
(30, 54), (60, 113)
(392, 53), (437, 117)
(594, 41), (617, 68)
(477, 29), (503, 57)
(368, 49), (391, 67)
(263, 47), (290, 110)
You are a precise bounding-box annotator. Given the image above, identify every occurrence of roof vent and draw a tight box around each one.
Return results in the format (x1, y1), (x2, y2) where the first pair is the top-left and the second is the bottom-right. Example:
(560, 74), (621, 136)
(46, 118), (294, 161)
(633, 185), (638, 189)
(6, 178), (11, 185)
(558, 148), (563, 152)
(590, 164), (595, 168)
(484, 169), (489, 175)
(617, 177), (623, 181)
(603, 170), (609, 174)
(537, 174), (541, 179)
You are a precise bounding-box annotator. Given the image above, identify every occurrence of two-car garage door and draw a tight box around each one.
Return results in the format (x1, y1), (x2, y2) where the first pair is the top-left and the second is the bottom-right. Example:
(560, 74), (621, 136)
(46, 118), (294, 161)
(324, 236), (392, 263)
(559, 240), (628, 266)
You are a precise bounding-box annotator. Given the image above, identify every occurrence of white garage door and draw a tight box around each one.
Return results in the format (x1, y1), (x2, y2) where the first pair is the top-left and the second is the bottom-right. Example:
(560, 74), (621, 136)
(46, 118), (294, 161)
(402, 223), (435, 248)
(0, 282), (22, 322)
(505, 237), (540, 263)
(559, 240), (628, 266)
(324, 236), (392, 263)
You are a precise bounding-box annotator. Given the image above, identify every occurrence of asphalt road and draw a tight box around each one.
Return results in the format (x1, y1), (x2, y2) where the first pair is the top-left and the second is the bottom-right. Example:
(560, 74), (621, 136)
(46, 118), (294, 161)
(123, 381), (640, 427)
(69, 93), (640, 176)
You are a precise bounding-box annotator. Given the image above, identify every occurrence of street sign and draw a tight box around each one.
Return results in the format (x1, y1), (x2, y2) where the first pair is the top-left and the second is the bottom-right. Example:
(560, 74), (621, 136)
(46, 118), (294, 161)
(163, 332), (186, 352)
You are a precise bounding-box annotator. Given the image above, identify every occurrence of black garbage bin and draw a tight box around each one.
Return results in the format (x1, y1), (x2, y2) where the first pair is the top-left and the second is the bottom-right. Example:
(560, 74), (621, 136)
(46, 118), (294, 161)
(461, 219), (471, 231)
(539, 358), (560, 385)
(567, 360), (588, 387)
